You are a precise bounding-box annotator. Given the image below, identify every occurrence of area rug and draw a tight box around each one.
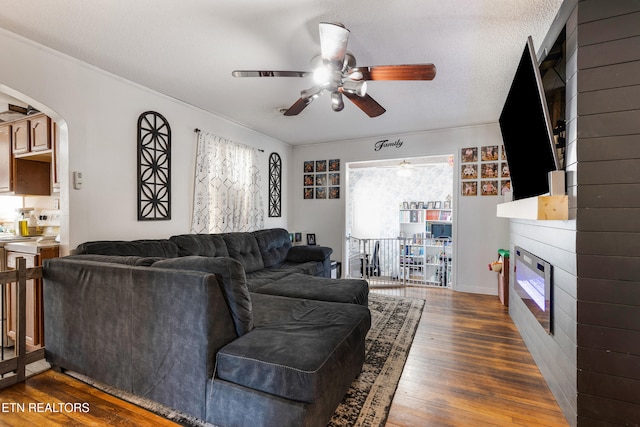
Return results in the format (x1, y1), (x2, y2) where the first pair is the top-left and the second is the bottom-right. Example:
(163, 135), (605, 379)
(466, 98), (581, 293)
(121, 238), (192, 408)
(68, 293), (424, 427)
(328, 293), (425, 427)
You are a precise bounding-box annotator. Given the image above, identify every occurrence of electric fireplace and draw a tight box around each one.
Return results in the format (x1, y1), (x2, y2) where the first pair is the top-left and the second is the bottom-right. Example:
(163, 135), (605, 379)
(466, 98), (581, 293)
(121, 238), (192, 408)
(514, 246), (553, 334)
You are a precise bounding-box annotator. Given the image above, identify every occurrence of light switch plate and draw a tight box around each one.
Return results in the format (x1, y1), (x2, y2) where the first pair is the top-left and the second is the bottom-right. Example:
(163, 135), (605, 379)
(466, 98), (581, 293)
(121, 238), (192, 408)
(73, 171), (84, 190)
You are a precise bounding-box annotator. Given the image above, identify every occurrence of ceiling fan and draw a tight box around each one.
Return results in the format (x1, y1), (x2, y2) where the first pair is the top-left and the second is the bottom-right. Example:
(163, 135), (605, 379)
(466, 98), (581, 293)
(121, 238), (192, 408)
(232, 22), (436, 117)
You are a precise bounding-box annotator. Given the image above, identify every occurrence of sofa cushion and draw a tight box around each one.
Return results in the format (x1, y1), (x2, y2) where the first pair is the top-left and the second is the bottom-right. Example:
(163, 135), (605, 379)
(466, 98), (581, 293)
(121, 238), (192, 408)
(216, 294), (371, 403)
(169, 234), (230, 258)
(251, 228), (292, 268)
(63, 254), (165, 266)
(244, 269), (295, 291)
(277, 261), (320, 276)
(286, 245), (333, 263)
(222, 233), (265, 274)
(153, 256), (253, 336)
(73, 239), (179, 258)
(252, 273), (369, 306)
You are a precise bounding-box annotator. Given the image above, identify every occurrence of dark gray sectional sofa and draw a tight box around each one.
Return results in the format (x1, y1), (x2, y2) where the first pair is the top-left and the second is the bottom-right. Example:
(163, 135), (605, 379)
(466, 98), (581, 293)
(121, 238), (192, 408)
(43, 228), (370, 427)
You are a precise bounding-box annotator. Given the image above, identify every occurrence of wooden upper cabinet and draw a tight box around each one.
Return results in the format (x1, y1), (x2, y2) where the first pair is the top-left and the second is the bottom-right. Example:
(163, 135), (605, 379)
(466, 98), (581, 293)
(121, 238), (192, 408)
(10, 114), (51, 155)
(0, 114), (54, 195)
(0, 124), (12, 192)
(12, 118), (30, 154)
(30, 114), (51, 152)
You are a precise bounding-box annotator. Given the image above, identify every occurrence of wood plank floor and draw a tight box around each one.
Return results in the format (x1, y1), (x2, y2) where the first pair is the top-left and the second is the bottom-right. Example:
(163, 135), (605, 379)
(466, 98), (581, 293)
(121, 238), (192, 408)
(0, 287), (569, 426)
(379, 286), (569, 427)
(0, 369), (179, 426)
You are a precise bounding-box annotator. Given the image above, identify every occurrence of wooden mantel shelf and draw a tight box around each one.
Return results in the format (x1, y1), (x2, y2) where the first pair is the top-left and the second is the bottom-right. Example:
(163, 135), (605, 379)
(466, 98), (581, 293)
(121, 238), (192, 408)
(496, 195), (568, 220)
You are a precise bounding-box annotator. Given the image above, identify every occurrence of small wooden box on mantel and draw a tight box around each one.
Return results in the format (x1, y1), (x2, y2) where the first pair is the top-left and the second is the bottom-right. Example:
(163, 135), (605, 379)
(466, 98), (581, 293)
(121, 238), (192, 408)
(496, 195), (568, 221)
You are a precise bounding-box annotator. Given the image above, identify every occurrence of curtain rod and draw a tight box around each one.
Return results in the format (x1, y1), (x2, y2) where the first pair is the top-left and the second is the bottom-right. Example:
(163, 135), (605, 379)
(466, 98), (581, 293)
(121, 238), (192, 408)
(194, 128), (264, 152)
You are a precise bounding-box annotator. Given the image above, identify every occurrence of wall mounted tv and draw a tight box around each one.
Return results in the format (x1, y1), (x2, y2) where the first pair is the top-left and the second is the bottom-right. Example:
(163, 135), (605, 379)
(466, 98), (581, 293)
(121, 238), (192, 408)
(514, 246), (552, 334)
(499, 36), (559, 200)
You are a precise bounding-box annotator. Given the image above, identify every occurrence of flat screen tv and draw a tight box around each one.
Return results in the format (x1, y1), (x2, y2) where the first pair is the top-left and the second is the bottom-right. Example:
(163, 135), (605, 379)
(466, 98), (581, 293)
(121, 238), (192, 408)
(430, 223), (452, 239)
(514, 246), (552, 334)
(499, 36), (559, 200)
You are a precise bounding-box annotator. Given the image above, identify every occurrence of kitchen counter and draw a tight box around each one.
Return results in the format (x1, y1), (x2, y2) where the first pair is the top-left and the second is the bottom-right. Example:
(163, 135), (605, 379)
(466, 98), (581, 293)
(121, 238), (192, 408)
(0, 235), (35, 243)
(2, 237), (59, 351)
(4, 239), (59, 254)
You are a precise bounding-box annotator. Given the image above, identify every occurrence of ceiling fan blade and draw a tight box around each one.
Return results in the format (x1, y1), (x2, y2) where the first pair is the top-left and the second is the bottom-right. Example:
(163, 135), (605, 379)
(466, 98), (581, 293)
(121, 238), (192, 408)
(283, 97), (312, 116)
(232, 70), (310, 78)
(351, 64), (437, 81)
(341, 91), (386, 117)
(319, 22), (350, 67)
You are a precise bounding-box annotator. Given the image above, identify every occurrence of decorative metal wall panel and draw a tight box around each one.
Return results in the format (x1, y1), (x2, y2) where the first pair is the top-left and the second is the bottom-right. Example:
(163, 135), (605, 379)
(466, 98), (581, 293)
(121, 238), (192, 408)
(268, 152), (282, 217)
(137, 111), (171, 220)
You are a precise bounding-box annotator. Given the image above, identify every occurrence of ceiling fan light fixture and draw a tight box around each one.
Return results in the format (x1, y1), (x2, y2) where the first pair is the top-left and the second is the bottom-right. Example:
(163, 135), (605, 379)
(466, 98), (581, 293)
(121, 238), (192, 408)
(397, 167), (413, 177)
(313, 65), (330, 85)
(397, 160), (413, 176)
(319, 22), (350, 67)
(301, 86), (323, 101)
(347, 70), (364, 80)
(331, 91), (344, 111)
(342, 80), (367, 97)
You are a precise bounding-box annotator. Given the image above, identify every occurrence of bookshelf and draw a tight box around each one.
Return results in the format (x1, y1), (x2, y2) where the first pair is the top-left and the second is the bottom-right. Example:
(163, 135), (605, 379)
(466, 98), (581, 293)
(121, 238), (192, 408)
(399, 206), (453, 287)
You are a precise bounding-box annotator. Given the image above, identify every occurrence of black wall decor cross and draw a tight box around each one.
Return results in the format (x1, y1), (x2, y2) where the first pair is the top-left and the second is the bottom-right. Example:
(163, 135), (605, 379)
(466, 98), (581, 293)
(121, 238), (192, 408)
(268, 152), (282, 217)
(137, 111), (171, 220)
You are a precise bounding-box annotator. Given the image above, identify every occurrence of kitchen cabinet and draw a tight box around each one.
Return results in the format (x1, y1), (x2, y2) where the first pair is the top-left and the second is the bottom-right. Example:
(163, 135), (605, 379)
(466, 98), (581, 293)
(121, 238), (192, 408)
(0, 113), (54, 195)
(13, 158), (50, 195)
(5, 243), (59, 351)
(29, 114), (52, 152)
(11, 119), (29, 154)
(11, 114), (51, 154)
(0, 124), (11, 192)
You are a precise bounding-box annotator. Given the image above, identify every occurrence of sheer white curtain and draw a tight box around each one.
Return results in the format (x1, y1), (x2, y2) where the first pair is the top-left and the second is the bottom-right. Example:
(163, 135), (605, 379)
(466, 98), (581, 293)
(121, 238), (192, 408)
(191, 131), (264, 233)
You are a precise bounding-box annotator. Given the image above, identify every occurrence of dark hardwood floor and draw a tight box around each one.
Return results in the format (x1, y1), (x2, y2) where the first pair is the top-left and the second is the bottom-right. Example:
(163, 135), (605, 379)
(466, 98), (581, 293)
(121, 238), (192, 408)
(0, 287), (568, 426)
(379, 286), (568, 427)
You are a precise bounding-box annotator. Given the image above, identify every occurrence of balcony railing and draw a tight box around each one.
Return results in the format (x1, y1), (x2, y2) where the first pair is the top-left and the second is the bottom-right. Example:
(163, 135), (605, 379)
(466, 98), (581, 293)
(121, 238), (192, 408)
(346, 236), (452, 288)
(346, 237), (406, 287)
(0, 258), (46, 389)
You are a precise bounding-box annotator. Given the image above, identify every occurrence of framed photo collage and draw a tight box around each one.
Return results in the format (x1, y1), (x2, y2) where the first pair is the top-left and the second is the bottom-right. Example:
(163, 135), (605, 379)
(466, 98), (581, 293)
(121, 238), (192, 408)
(304, 159), (341, 199)
(461, 145), (511, 197)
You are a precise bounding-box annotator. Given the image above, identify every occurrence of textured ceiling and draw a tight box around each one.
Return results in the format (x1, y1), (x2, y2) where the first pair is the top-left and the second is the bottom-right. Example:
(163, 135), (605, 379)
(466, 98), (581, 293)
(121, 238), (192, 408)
(0, 0), (563, 145)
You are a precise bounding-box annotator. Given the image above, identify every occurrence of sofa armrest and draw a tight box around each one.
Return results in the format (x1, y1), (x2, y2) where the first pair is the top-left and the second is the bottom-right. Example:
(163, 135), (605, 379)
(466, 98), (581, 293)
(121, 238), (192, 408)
(286, 245), (333, 263)
(43, 258), (238, 420)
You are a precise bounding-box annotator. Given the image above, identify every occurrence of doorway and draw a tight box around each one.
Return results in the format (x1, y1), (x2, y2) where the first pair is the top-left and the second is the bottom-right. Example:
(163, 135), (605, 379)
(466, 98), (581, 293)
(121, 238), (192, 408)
(0, 89), (65, 379)
(345, 155), (454, 288)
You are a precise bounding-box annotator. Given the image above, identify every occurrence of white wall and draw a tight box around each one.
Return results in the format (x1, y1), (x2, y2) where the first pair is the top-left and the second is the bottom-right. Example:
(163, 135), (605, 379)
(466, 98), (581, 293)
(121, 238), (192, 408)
(0, 28), (508, 295)
(0, 28), (291, 254)
(292, 125), (510, 294)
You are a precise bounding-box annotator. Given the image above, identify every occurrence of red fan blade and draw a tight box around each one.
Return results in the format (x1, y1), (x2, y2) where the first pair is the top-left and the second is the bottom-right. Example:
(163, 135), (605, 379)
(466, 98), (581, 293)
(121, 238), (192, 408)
(351, 64), (437, 81)
(283, 97), (311, 116)
(341, 91), (386, 117)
